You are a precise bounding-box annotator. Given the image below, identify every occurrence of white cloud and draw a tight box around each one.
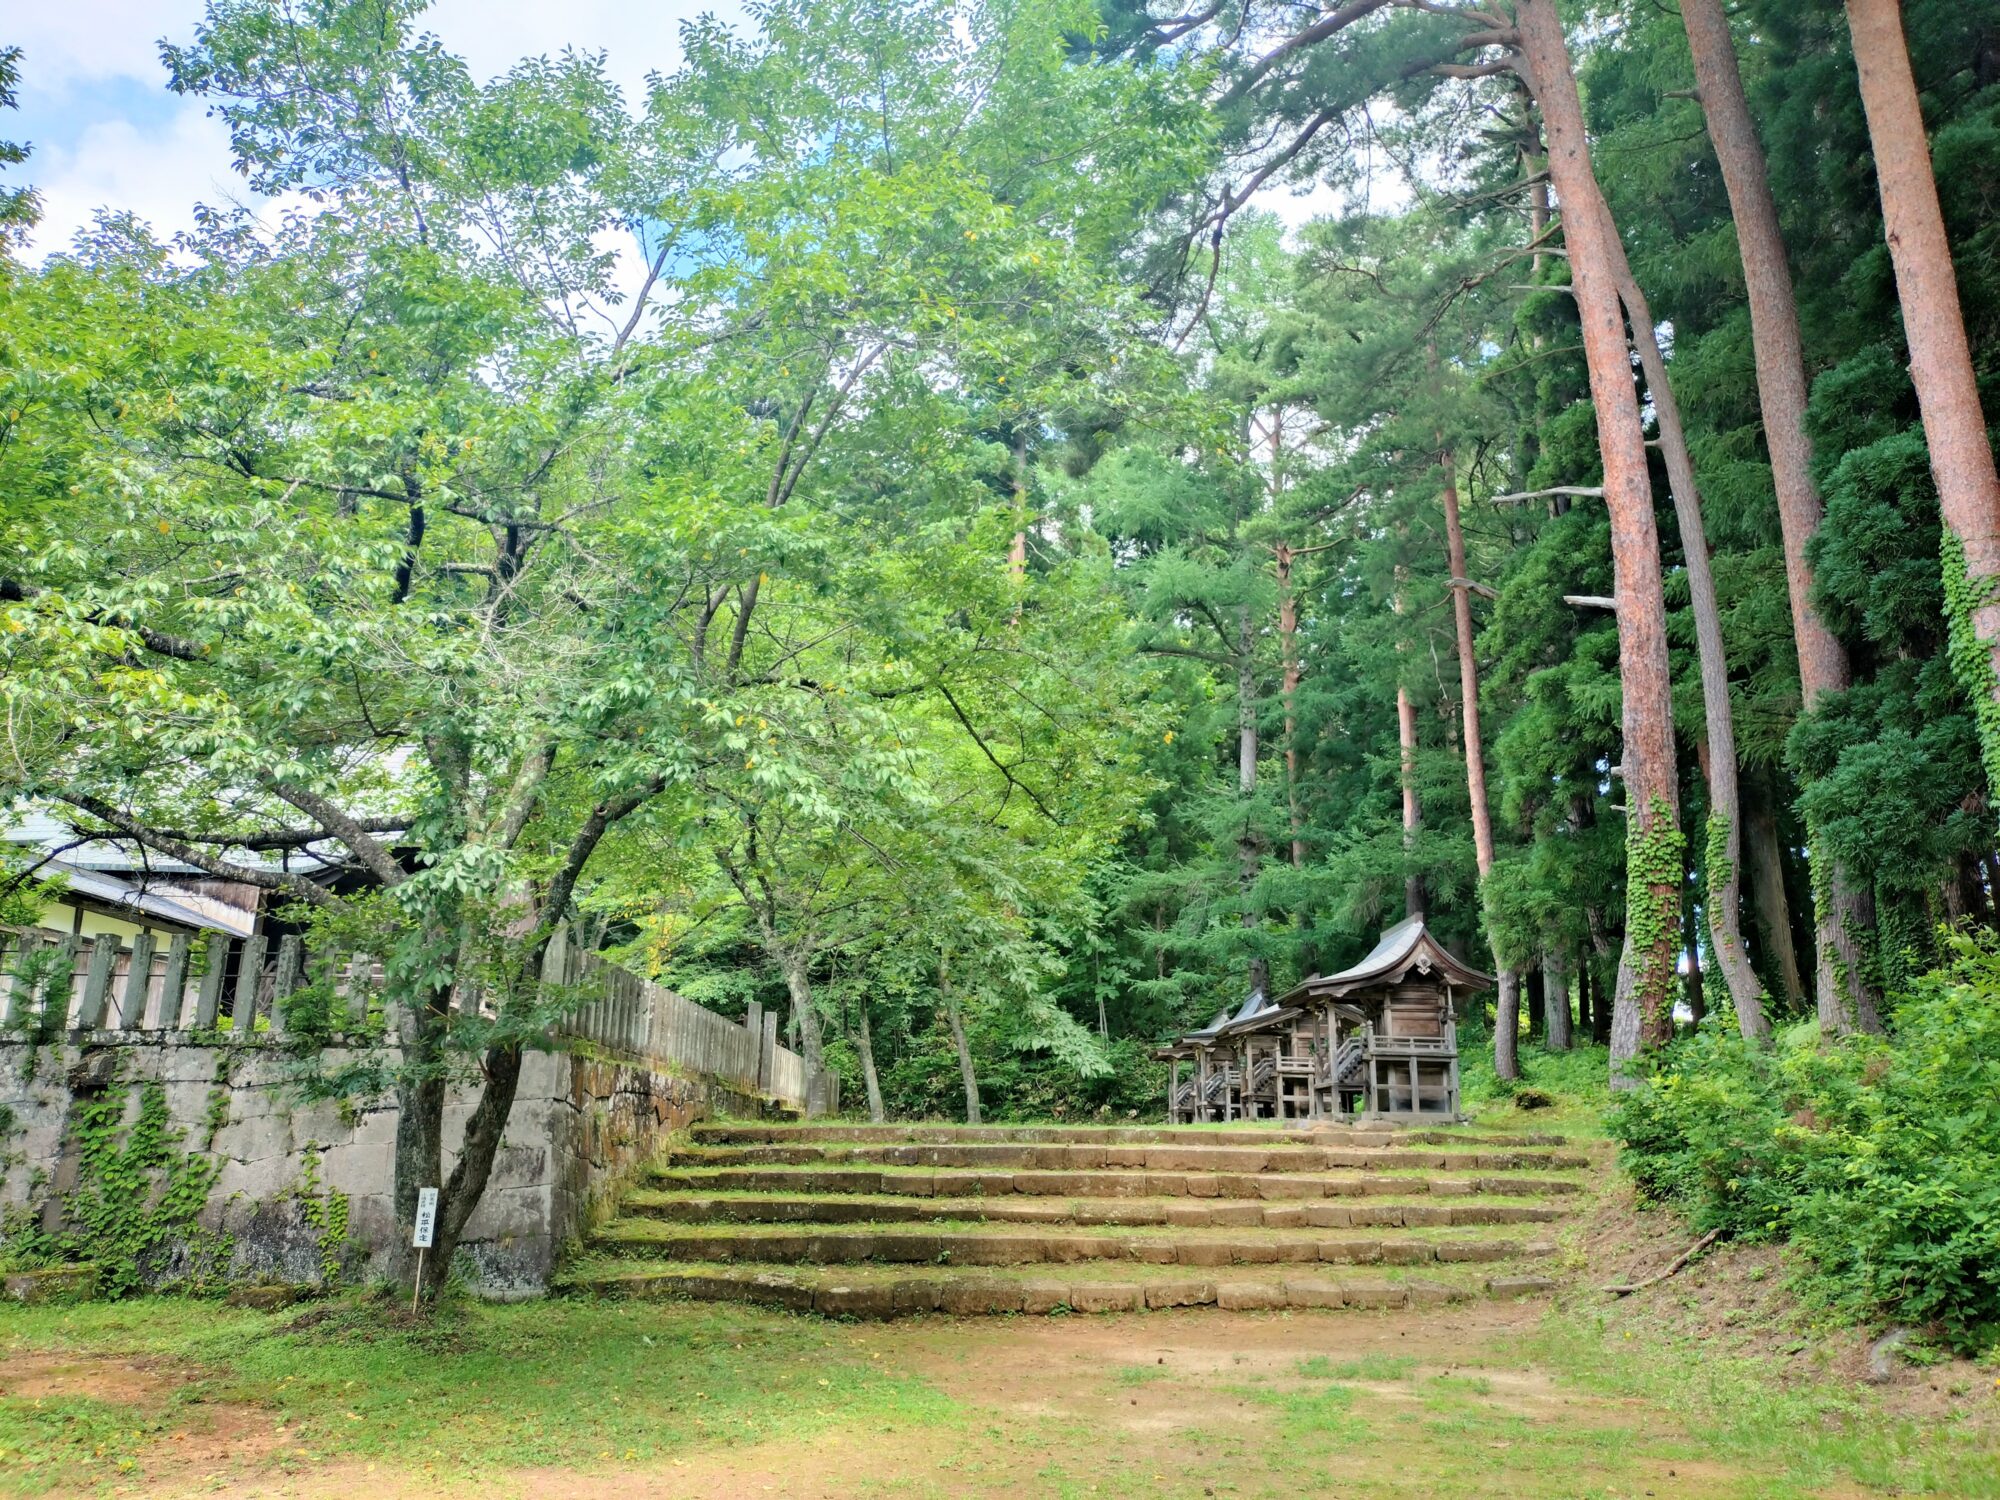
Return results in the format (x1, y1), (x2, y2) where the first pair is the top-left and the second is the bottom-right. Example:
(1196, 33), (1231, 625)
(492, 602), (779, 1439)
(417, 1), (749, 96)
(15, 2), (755, 259)
(10, 2), (193, 90)
(24, 102), (246, 257)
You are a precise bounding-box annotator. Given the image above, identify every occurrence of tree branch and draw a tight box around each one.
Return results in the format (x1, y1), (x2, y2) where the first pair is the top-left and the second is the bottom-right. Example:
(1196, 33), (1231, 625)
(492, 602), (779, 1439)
(1490, 485), (1605, 505)
(934, 682), (1061, 824)
(55, 792), (339, 908)
(263, 780), (409, 886)
(1, 578), (208, 663)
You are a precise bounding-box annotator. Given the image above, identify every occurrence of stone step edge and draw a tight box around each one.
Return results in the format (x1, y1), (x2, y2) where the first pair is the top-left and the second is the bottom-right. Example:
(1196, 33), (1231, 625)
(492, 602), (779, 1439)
(586, 1226), (1556, 1269)
(560, 1265), (1558, 1318)
(617, 1195), (1567, 1229)
(666, 1146), (1592, 1172)
(642, 1168), (1586, 1199)
(690, 1124), (1573, 1149)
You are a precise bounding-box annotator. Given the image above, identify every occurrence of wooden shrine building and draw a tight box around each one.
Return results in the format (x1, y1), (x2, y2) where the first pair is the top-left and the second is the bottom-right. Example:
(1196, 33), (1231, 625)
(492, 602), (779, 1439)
(1159, 918), (1491, 1124)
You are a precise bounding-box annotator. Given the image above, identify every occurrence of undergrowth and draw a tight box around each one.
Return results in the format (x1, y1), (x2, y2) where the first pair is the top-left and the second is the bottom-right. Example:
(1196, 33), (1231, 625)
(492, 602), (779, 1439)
(1610, 928), (2000, 1353)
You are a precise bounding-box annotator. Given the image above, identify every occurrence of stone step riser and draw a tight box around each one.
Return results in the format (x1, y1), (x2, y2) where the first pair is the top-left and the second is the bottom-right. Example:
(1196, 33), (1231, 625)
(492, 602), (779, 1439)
(665, 1144), (1588, 1172)
(569, 1269), (1557, 1318)
(623, 1197), (1567, 1229)
(588, 1228), (1552, 1269)
(689, 1125), (1570, 1149)
(644, 1168), (1581, 1201)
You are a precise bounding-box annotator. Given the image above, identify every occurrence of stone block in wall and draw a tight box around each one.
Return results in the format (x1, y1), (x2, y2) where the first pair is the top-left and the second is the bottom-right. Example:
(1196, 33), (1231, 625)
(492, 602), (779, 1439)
(210, 1111), (295, 1171)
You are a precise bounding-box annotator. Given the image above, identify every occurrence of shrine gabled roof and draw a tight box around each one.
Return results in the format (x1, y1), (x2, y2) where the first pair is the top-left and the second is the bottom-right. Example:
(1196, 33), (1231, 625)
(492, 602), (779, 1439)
(1274, 917), (1493, 1006)
(1153, 1007), (1234, 1057)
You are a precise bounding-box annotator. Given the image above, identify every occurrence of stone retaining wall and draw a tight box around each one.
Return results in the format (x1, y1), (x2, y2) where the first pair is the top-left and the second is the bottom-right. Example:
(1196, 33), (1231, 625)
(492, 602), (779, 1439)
(0, 1036), (784, 1296)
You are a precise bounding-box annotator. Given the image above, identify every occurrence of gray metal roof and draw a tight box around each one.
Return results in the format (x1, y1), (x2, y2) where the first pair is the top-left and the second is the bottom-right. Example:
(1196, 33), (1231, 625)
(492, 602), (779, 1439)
(32, 858), (256, 937)
(1277, 918), (1493, 1006)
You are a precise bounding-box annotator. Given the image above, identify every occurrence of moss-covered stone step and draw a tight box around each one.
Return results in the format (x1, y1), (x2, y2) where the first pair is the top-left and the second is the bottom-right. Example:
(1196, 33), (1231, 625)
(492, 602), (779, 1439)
(558, 1257), (1557, 1318)
(643, 1165), (1586, 1201)
(662, 1141), (1589, 1173)
(587, 1218), (1557, 1269)
(688, 1122), (1573, 1149)
(619, 1190), (1568, 1230)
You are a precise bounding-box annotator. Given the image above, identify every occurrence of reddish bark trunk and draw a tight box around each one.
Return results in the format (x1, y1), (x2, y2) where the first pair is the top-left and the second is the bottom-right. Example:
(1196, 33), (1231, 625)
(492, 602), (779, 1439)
(1846, 0), (2000, 749)
(1683, 0), (1881, 1035)
(1615, 269), (1769, 1042)
(1440, 447), (1519, 1081)
(1517, 0), (1683, 1074)
(1398, 685), (1424, 917)
(1278, 543), (1307, 868)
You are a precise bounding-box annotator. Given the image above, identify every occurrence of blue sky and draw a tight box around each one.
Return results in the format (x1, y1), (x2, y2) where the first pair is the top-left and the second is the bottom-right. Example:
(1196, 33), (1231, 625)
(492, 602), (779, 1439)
(8, 1), (1340, 260)
(8, 1), (752, 256)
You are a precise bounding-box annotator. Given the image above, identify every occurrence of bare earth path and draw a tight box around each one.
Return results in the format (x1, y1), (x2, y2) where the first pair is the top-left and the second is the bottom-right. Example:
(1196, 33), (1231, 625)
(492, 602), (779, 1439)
(74, 1302), (1862, 1500)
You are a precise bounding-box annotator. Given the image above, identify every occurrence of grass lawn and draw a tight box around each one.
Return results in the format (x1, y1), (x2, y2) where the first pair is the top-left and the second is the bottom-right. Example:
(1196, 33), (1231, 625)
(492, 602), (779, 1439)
(4, 1290), (1997, 1499)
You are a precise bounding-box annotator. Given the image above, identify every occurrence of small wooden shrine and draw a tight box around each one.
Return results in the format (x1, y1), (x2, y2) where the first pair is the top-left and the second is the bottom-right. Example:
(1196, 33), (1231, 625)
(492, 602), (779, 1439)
(1158, 918), (1491, 1124)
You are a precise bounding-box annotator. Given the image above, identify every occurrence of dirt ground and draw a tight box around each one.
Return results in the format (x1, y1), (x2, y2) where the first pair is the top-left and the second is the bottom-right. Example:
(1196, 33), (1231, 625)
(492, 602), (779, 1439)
(13, 1175), (1999, 1498)
(12, 1297), (1932, 1500)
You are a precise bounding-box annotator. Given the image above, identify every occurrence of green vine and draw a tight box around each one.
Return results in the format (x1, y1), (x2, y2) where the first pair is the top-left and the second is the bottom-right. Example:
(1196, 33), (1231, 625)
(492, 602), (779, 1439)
(1941, 529), (2000, 821)
(6, 1061), (233, 1295)
(1802, 817), (1880, 1028)
(294, 1143), (351, 1285)
(1702, 813), (1735, 951)
(1624, 798), (1687, 1034)
(202, 1050), (235, 1151)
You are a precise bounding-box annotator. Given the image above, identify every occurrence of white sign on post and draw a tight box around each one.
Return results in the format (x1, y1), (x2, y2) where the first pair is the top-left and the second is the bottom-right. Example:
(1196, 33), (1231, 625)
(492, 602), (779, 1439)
(413, 1186), (439, 1249)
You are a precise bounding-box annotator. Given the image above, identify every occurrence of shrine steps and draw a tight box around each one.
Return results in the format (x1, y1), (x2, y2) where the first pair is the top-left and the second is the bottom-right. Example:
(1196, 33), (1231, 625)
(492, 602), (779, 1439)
(616, 1190), (1567, 1229)
(560, 1119), (1583, 1318)
(686, 1122), (1570, 1149)
(642, 1166), (1585, 1199)
(658, 1142), (1590, 1173)
(565, 1259), (1561, 1318)
(588, 1220), (1556, 1267)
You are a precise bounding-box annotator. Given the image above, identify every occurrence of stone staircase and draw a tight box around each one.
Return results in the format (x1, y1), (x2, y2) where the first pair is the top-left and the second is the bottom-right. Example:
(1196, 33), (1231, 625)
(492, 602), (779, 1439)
(559, 1121), (1585, 1318)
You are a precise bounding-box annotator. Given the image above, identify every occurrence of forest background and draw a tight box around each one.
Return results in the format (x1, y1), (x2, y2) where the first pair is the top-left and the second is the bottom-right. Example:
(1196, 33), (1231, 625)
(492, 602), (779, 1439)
(3, 0), (2000, 1320)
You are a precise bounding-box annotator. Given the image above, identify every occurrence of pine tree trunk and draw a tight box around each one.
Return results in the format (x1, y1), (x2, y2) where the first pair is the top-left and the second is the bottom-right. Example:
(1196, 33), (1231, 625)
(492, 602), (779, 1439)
(854, 992), (886, 1123)
(1517, 0), (1684, 1081)
(1278, 543), (1308, 867)
(1394, 563), (1426, 919)
(1238, 605), (1268, 998)
(1845, 0), (2000, 805)
(1742, 770), (1809, 1014)
(1613, 272), (1769, 1041)
(1682, 0), (1880, 1035)
(1439, 445), (1519, 1080)
(1608, 936), (1641, 1062)
(1399, 685), (1425, 918)
(1544, 948), (1573, 1051)
(939, 953), (981, 1125)
(1526, 965), (1546, 1040)
(1575, 957), (1593, 1041)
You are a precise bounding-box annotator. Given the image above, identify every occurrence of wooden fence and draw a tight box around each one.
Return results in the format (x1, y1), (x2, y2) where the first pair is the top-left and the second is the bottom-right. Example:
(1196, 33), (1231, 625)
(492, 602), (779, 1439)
(0, 924), (832, 1113)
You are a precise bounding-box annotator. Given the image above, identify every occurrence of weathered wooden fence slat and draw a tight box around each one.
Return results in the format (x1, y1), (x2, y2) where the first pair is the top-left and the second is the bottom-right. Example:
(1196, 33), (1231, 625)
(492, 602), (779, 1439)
(193, 940), (228, 1028)
(232, 932), (268, 1033)
(270, 935), (304, 1036)
(158, 935), (191, 1029)
(52, 935), (82, 1030)
(121, 932), (156, 1030)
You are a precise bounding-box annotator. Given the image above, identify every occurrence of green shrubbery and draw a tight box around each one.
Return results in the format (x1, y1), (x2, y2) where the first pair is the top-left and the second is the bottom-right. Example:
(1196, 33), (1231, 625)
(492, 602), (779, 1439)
(1611, 931), (2000, 1352)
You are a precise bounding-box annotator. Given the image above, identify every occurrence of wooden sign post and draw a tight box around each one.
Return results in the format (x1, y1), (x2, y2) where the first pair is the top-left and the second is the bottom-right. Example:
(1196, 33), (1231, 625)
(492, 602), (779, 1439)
(411, 1186), (438, 1313)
